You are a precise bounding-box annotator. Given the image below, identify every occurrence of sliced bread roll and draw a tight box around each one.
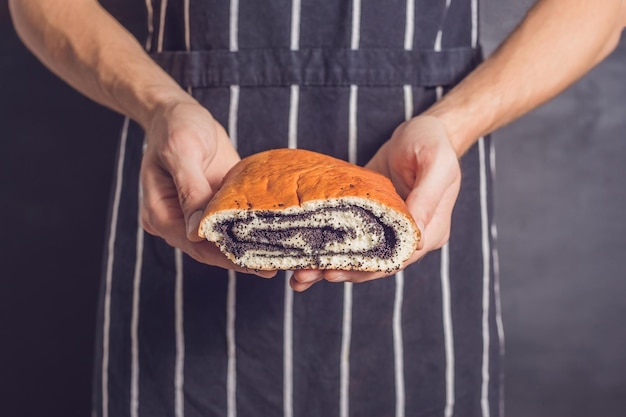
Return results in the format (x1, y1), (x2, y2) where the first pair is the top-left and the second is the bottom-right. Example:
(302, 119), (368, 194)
(198, 148), (420, 272)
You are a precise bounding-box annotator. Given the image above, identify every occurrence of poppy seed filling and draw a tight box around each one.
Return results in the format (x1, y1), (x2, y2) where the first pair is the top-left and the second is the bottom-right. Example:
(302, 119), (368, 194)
(214, 205), (397, 264)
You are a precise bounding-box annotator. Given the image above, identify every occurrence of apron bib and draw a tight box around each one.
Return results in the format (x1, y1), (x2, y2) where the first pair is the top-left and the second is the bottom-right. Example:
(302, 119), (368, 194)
(93, 1), (503, 416)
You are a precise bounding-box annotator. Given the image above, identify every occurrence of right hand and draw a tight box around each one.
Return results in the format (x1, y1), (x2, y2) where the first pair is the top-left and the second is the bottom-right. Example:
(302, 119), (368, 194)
(140, 99), (276, 277)
(291, 115), (461, 290)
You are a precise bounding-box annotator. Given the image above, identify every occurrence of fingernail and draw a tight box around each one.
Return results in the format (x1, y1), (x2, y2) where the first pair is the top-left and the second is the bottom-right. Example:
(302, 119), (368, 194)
(290, 276), (314, 292)
(416, 221), (426, 248)
(416, 220), (425, 234)
(186, 210), (204, 238)
(295, 270), (323, 283)
(325, 273), (346, 283)
(256, 270), (277, 279)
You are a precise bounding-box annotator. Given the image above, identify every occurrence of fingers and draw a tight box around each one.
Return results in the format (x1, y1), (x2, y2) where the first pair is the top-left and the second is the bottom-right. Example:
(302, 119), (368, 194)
(405, 175), (457, 252)
(170, 159), (216, 241)
(175, 127), (241, 241)
(139, 102), (275, 278)
(142, 197), (275, 278)
(323, 269), (398, 284)
(290, 270), (324, 292)
(290, 268), (399, 287)
(181, 241), (278, 278)
(358, 116), (462, 282)
(155, 126), (217, 241)
(144, 104), (240, 243)
(140, 161), (275, 277)
(405, 153), (459, 253)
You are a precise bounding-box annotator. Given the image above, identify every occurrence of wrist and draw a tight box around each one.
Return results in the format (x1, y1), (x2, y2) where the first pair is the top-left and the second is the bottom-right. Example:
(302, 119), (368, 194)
(422, 103), (476, 158)
(131, 86), (197, 131)
(422, 85), (500, 157)
(93, 58), (197, 133)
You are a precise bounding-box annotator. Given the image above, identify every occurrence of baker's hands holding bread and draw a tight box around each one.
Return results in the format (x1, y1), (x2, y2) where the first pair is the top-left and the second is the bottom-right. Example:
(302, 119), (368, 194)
(140, 99), (277, 277)
(366, 115), (461, 258)
(141, 102), (454, 284)
(291, 115), (461, 290)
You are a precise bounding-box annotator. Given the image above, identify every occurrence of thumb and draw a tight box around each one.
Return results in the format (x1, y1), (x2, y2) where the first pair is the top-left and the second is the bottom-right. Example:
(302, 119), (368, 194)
(404, 153), (460, 250)
(172, 165), (215, 242)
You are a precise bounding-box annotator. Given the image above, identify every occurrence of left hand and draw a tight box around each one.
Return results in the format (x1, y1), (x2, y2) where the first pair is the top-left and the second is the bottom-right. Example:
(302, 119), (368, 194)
(290, 115), (461, 291)
(140, 100), (276, 278)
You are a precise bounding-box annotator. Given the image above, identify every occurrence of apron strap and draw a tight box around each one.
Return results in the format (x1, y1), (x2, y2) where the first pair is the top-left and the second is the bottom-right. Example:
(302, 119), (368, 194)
(151, 47), (482, 88)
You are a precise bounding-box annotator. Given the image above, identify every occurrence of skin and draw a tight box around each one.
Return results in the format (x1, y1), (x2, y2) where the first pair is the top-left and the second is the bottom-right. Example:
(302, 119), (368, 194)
(10, 0), (626, 290)
(293, 0), (626, 290)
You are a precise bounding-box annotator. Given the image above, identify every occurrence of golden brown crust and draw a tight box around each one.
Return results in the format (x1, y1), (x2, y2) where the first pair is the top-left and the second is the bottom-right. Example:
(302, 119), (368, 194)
(199, 148), (415, 224)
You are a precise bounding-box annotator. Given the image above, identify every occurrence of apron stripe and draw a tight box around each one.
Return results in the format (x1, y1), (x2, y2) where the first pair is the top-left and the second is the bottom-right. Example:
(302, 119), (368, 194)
(290, 0), (301, 51)
(404, 0), (415, 51)
(434, 31), (443, 51)
(392, 270), (406, 417)
(347, 0), (360, 162)
(102, 117), (130, 417)
(342, 4), (361, 416)
(471, 0), (478, 48)
(340, 79), (355, 409)
(144, 0), (154, 51)
(173, 4), (191, 415)
(227, 5), (240, 411)
(342, 13), (360, 414)
(226, 269), (237, 417)
(492, 221), (505, 417)
(229, 86), (240, 149)
(227, 6), (240, 415)
(403, 86), (414, 121)
(183, 0), (190, 51)
(130, 185), (144, 417)
(490, 140), (506, 417)
(394, 4), (415, 413)
(394, 83), (412, 417)
(285, 2), (301, 413)
(434, 0), (451, 52)
(226, 84), (240, 417)
(479, 137), (491, 417)
(157, 0), (168, 53)
(174, 249), (185, 417)
(350, 0), (361, 51)
(230, 0), (239, 52)
(476, 0), (489, 411)
(283, 272), (295, 417)
(339, 281), (353, 417)
(441, 241), (454, 417)
(435, 84), (455, 417)
(288, 85), (299, 150)
(348, 85), (358, 165)
(434, 1), (456, 404)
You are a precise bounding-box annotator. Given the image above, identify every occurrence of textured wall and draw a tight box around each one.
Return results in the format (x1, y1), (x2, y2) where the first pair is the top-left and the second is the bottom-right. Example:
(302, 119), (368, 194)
(1, 1), (625, 416)
(483, 1), (626, 415)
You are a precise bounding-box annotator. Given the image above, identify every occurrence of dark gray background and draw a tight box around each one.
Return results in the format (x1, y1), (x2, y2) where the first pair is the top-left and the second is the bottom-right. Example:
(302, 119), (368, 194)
(484, 1), (626, 416)
(1, 1), (625, 416)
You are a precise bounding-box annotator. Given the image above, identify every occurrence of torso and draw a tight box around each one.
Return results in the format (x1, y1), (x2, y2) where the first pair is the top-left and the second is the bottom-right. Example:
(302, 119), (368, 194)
(92, 1), (503, 416)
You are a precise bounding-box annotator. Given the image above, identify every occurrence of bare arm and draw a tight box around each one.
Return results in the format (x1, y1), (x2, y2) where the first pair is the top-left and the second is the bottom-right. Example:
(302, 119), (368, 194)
(426, 0), (626, 156)
(10, 0), (273, 277)
(298, 0), (626, 287)
(9, 0), (192, 128)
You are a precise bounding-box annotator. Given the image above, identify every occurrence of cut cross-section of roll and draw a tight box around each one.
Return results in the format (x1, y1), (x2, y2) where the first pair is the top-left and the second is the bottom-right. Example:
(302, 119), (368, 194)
(198, 148), (420, 272)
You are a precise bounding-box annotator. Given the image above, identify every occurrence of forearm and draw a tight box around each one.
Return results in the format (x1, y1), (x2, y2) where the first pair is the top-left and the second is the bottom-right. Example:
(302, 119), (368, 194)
(9, 0), (192, 129)
(425, 0), (626, 156)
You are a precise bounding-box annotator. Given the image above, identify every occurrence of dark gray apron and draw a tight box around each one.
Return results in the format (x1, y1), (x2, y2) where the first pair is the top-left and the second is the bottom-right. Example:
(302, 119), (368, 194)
(93, 1), (503, 416)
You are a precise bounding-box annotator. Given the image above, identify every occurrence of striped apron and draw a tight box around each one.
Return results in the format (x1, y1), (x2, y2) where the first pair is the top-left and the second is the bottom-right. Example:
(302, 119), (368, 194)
(93, 1), (504, 416)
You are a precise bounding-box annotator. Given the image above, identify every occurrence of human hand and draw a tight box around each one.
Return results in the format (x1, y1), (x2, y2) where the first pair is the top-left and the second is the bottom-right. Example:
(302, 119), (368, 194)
(290, 115), (461, 290)
(140, 100), (276, 277)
